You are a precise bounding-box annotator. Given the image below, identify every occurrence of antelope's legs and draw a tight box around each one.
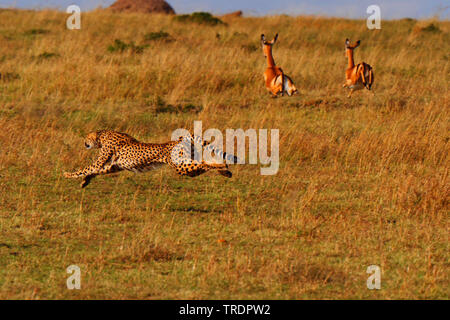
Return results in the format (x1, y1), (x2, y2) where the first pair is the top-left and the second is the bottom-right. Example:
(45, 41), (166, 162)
(359, 67), (367, 87)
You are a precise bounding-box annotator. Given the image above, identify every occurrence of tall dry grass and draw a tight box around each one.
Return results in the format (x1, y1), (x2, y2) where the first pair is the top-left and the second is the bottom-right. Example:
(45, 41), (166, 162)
(0, 9), (448, 299)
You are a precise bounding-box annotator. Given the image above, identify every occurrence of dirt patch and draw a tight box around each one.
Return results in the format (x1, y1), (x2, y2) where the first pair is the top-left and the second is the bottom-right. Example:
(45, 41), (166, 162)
(110, 0), (175, 14)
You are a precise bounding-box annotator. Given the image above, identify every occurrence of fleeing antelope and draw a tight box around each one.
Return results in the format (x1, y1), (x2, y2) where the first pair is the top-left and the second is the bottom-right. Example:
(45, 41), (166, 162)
(343, 39), (374, 98)
(261, 34), (298, 97)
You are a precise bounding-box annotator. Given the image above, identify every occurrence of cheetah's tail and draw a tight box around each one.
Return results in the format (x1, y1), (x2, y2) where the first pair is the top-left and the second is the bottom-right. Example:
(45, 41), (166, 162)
(188, 135), (240, 164)
(205, 144), (240, 164)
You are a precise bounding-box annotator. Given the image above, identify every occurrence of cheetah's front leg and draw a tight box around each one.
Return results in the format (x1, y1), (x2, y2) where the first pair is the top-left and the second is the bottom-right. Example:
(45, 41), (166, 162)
(80, 175), (94, 188)
(64, 150), (113, 179)
(64, 163), (104, 179)
(64, 151), (117, 188)
(80, 164), (123, 188)
(67, 164), (123, 188)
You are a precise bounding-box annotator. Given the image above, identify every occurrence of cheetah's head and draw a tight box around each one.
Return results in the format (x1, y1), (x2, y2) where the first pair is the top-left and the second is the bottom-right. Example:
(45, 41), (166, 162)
(84, 132), (100, 149)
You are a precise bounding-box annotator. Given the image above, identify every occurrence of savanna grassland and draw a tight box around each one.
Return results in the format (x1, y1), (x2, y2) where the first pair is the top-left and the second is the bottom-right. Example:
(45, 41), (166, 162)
(0, 8), (448, 299)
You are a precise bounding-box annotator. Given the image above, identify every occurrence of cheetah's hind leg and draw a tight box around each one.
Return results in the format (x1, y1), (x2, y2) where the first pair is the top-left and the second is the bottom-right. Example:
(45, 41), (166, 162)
(206, 163), (232, 178)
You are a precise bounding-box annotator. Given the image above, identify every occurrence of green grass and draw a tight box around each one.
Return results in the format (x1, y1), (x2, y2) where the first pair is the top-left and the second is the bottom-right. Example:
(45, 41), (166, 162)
(144, 31), (172, 42)
(0, 9), (448, 299)
(107, 39), (149, 54)
(174, 12), (224, 26)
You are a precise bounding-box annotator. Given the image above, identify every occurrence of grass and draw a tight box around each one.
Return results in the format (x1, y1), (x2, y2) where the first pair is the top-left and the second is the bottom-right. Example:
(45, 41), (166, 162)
(23, 28), (50, 36)
(144, 31), (172, 42)
(35, 51), (60, 61)
(0, 9), (448, 300)
(174, 12), (225, 26)
(107, 39), (149, 54)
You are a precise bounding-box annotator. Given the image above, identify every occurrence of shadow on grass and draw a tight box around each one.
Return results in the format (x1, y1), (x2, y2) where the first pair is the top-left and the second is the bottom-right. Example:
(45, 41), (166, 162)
(111, 245), (189, 263)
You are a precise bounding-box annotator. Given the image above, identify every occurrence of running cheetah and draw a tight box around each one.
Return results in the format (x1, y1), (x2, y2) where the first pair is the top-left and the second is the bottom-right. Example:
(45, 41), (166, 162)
(63, 130), (238, 188)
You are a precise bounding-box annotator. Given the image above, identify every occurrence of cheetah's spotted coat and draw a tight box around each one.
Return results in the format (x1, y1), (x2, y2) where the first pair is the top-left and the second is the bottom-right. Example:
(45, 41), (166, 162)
(64, 130), (238, 188)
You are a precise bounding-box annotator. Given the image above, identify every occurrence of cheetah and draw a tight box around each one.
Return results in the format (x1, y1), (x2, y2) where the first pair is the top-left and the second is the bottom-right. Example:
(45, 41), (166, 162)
(63, 130), (238, 188)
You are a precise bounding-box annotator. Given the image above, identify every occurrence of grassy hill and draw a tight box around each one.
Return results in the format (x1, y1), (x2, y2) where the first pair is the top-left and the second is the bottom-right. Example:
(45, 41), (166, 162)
(0, 9), (448, 299)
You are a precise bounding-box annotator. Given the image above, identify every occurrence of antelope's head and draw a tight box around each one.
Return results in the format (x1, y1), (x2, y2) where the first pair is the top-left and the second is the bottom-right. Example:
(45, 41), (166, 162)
(345, 38), (360, 57)
(84, 131), (101, 149)
(261, 33), (278, 58)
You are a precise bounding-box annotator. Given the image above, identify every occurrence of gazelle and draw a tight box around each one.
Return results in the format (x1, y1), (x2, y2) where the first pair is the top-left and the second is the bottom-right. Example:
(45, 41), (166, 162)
(261, 34), (298, 97)
(343, 39), (374, 98)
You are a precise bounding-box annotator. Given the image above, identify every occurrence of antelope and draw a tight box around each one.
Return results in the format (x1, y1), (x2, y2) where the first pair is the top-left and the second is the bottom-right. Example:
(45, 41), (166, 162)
(261, 34), (298, 97)
(343, 39), (374, 98)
